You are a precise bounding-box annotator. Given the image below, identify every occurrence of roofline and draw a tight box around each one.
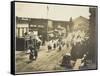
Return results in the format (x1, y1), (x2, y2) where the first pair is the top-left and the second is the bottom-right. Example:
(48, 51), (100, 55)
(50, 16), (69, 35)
(16, 16), (69, 22)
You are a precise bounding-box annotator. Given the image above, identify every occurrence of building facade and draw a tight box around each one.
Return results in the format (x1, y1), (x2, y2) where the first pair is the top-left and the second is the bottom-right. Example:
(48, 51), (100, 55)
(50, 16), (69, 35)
(16, 16), (70, 39)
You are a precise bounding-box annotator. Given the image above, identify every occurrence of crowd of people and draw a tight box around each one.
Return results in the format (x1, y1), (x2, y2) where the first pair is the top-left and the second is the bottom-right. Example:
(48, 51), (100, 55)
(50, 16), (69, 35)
(47, 38), (65, 52)
(24, 29), (90, 69)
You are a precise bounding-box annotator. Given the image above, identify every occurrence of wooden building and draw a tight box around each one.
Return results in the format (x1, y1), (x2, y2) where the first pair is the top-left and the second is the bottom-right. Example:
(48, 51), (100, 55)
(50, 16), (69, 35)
(16, 16), (70, 50)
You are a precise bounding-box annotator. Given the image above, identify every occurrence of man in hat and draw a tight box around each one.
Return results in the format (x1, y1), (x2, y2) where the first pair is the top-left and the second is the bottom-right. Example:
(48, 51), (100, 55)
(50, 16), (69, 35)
(60, 53), (72, 69)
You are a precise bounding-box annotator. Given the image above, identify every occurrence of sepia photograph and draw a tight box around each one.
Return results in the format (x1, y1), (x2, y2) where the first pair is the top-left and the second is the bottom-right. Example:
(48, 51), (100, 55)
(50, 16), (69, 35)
(13, 1), (98, 74)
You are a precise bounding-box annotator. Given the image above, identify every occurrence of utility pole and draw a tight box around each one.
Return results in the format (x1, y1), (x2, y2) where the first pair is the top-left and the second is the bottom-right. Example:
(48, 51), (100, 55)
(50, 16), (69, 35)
(47, 5), (49, 41)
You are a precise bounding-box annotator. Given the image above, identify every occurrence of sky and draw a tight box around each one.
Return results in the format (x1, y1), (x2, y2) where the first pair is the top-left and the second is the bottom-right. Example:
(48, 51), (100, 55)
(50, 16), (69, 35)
(15, 2), (90, 21)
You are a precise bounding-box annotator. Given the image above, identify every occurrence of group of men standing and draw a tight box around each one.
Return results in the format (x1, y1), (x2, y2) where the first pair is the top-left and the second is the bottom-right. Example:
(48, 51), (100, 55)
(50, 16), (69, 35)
(47, 38), (65, 52)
